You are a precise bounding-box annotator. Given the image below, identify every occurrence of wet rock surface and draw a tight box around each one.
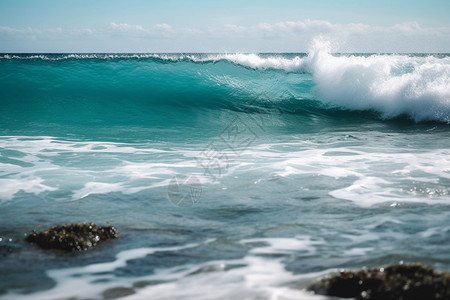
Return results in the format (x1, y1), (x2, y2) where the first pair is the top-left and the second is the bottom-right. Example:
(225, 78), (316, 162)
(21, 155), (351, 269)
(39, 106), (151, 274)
(25, 223), (118, 252)
(308, 264), (450, 300)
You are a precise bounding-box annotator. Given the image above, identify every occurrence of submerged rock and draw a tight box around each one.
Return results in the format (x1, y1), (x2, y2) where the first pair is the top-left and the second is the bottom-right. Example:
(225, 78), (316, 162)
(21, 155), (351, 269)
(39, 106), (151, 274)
(308, 264), (450, 300)
(25, 222), (118, 252)
(102, 286), (135, 299)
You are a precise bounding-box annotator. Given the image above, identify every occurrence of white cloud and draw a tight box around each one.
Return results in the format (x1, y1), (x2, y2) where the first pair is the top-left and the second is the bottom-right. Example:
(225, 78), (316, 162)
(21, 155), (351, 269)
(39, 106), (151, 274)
(110, 22), (143, 31)
(1, 20), (449, 52)
(153, 23), (172, 30)
(0, 26), (41, 38)
(108, 22), (176, 38)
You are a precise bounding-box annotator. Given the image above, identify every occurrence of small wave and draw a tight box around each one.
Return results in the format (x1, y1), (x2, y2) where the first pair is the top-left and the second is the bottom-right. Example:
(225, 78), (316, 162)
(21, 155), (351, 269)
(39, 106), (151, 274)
(0, 53), (211, 61)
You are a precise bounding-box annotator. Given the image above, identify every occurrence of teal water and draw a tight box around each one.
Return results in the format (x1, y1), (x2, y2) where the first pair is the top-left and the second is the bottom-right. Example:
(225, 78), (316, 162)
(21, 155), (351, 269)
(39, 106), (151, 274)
(0, 50), (449, 299)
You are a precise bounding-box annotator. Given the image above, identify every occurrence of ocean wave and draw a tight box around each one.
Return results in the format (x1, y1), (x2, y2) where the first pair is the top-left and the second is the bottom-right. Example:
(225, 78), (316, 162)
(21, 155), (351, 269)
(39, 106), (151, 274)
(0, 53), (187, 61)
(1, 41), (449, 123)
(219, 42), (450, 123)
(306, 43), (450, 123)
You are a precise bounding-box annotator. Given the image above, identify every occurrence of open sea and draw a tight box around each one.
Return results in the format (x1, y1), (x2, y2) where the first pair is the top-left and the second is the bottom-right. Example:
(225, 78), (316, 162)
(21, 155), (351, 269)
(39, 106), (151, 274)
(1, 43), (450, 299)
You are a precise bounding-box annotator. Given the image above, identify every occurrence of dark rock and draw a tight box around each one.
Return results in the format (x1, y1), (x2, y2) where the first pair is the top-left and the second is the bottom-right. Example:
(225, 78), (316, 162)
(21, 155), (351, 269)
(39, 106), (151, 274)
(308, 264), (450, 300)
(102, 287), (135, 299)
(25, 222), (118, 252)
(132, 280), (166, 288)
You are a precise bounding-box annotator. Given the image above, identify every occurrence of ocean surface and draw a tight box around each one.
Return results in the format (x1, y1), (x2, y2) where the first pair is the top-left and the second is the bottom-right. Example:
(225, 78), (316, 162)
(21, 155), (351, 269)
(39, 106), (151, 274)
(1, 43), (450, 299)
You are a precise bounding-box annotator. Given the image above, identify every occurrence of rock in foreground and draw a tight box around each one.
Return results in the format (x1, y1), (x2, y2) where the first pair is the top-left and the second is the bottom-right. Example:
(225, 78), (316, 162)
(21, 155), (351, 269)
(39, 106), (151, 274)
(308, 264), (449, 300)
(25, 223), (118, 252)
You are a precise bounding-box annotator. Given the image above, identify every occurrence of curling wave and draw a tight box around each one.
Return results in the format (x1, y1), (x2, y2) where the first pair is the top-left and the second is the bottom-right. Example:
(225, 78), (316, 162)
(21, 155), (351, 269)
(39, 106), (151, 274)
(1, 40), (449, 123)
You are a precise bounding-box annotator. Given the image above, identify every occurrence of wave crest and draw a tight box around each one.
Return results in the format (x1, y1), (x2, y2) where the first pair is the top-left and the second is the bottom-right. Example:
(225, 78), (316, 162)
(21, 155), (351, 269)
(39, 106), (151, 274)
(221, 46), (450, 122)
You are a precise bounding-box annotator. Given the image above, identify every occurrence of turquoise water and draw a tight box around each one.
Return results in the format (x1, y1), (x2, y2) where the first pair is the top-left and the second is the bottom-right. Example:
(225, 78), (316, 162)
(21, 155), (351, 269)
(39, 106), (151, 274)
(0, 49), (449, 299)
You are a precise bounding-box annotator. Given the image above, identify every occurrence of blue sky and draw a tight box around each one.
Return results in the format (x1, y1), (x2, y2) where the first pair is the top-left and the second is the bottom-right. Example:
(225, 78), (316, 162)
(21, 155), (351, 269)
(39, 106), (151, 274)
(1, 0), (450, 52)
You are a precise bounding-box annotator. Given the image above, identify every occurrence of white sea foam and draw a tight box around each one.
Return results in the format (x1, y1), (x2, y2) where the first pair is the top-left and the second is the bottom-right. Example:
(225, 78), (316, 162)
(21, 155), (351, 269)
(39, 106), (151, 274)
(241, 237), (321, 255)
(122, 257), (326, 300)
(0, 53), (186, 61)
(244, 141), (450, 207)
(0, 136), (184, 201)
(221, 42), (450, 122)
(1, 136), (449, 207)
(0, 178), (56, 200)
(1, 238), (327, 300)
(343, 247), (374, 256)
(0, 136), (251, 201)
